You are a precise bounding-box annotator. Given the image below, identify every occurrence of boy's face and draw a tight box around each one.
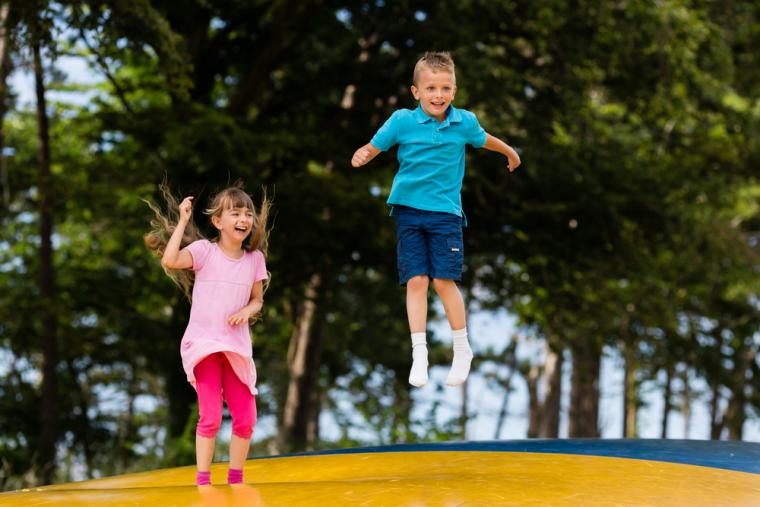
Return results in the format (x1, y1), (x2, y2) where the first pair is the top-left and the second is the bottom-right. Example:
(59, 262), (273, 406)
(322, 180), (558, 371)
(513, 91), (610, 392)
(411, 69), (457, 121)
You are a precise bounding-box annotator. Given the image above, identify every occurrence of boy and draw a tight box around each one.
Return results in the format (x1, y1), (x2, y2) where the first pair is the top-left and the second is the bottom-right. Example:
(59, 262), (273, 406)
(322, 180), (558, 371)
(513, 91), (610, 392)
(351, 51), (520, 387)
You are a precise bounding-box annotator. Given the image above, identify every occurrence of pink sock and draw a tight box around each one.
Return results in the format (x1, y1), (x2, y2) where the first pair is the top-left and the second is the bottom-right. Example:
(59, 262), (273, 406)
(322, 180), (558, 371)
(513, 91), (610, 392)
(196, 470), (211, 486)
(228, 468), (243, 484)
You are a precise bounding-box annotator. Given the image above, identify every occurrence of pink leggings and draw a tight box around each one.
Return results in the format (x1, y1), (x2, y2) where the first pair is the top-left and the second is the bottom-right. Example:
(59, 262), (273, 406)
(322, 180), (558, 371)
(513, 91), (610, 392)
(194, 352), (257, 439)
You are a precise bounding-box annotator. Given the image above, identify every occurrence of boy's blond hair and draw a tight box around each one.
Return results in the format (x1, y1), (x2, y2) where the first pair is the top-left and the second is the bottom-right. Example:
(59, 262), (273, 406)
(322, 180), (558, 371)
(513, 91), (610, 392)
(412, 51), (456, 85)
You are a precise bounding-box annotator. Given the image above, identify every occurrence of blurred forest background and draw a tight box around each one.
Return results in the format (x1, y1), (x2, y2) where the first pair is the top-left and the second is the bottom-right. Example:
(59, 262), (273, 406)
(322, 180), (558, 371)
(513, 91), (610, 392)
(1, 0), (759, 490)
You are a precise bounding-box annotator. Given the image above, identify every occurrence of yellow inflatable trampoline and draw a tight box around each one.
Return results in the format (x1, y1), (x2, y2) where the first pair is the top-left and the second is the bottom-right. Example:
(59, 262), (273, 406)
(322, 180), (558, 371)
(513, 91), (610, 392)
(3, 440), (760, 506)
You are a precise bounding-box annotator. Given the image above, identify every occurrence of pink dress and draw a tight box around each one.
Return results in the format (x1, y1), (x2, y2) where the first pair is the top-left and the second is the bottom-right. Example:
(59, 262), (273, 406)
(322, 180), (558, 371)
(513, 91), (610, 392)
(181, 239), (267, 395)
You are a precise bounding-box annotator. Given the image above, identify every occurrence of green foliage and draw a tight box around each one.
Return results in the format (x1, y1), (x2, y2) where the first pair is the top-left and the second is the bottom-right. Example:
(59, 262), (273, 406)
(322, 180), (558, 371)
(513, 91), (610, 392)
(1, 0), (760, 489)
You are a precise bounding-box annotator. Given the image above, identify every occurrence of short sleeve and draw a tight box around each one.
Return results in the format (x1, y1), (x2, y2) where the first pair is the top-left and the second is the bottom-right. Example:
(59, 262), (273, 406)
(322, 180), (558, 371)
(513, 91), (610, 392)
(465, 111), (487, 148)
(369, 111), (401, 151)
(252, 250), (268, 283)
(185, 239), (212, 271)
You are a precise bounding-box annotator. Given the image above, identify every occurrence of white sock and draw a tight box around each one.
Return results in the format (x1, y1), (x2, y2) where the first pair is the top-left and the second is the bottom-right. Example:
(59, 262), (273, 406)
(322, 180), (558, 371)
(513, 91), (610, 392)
(409, 332), (428, 387)
(446, 327), (473, 386)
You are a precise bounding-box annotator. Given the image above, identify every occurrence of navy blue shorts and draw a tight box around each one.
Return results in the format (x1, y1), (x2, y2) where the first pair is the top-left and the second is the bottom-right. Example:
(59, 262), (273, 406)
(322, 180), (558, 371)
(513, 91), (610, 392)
(393, 205), (464, 285)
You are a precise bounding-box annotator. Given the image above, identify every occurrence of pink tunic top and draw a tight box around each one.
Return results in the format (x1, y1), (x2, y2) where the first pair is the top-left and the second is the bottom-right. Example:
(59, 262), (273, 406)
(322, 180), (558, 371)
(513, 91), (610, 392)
(181, 239), (268, 395)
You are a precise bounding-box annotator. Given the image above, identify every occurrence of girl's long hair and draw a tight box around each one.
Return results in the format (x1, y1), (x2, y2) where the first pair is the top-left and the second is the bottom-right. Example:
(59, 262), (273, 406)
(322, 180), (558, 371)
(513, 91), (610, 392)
(144, 182), (271, 302)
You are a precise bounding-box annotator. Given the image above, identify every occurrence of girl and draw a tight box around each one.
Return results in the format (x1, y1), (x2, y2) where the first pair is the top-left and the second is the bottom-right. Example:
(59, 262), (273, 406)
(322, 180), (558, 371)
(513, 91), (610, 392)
(145, 184), (271, 486)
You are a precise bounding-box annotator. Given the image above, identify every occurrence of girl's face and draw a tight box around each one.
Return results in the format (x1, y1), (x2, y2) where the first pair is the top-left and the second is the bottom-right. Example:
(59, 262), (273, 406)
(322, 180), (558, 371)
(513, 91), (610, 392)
(213, 206), (254, 243)
(411, 69), (457, 121)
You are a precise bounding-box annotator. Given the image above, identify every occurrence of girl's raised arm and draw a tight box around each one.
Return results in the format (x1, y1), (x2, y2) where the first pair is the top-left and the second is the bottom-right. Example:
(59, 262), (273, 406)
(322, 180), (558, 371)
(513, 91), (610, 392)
(161, 196), (195, 270)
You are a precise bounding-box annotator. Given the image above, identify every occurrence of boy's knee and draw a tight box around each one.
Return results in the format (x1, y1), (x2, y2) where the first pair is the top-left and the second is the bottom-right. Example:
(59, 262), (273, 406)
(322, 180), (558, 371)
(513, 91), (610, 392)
(406, 275), (429, 292)
(432, 278), (456, 292)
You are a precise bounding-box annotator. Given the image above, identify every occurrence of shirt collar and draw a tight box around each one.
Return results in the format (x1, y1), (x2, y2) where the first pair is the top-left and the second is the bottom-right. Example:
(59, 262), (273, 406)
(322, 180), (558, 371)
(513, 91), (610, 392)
(414, 104), (463, 125)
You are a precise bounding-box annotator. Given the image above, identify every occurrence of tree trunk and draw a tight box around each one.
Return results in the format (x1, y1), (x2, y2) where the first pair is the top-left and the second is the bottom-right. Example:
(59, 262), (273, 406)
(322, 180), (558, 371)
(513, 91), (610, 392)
(709, 380), (723, 440)
(493, 343), (517, 440)
(539, 346), (563, 438)
(33, 33), (59, 485)
(459, 381), (468, 439)
(277, 273), (323, 453)
(681, 367), (692, 438)
(0, 1), (12, 206)
(724, 394), (745, 440)
(660, 363), (673, 439)
(458, 300), (474, 440)
(119, 375), (138, 472)
(306, 387), (321, 449)
(568, 339), (601, 437)
(165, 300), (195, 442)
(390, 381), (413, 443)
(526, 365), (541, 438)
(724, 346), (753, 440)
(65, 359), (94, 478)
(493, 381), (511, 440)
(622, 337), (638, 438)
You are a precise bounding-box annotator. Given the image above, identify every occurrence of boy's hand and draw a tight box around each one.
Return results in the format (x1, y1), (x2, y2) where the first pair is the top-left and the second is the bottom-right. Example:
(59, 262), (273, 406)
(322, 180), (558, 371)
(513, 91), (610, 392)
(179, 196), (193, 223)
(351, 147), (372, 167)
(483, 133), (521, 173)
(507, 154), (521, 173)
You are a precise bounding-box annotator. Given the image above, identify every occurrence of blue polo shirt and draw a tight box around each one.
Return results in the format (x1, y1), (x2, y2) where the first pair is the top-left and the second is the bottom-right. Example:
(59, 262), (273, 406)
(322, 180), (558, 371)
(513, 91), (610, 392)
(370, 104), (487, 217)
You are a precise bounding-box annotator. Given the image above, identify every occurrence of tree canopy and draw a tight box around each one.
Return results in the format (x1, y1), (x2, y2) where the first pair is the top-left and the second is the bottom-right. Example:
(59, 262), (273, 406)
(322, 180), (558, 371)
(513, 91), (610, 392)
(0, 0), (759, 488)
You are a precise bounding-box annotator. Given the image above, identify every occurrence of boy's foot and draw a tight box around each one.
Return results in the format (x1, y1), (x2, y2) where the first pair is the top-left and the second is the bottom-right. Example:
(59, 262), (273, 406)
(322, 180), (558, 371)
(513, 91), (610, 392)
(409, 345), (429, 387)
(409, 359), (428, 387)
(445, 348), (473, 386)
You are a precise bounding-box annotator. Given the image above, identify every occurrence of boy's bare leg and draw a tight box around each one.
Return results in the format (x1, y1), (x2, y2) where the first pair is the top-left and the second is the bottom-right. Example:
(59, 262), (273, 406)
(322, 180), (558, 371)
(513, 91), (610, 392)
(432, 278), (466, 329)
(406, 275), (430, 332)
(406, 275), (429, 387)
(432, 279), (472, 386)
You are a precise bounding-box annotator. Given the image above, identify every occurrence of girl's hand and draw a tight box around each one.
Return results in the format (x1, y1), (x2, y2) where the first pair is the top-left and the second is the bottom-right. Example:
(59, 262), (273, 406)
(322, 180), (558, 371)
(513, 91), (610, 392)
(228, 308), (253, 326)
(179, 196), (193, 223)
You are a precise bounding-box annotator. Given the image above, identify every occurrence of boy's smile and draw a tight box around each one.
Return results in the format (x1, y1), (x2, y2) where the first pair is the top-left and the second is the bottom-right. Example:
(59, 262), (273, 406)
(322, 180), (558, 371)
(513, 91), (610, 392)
(411, 69), (457, 122)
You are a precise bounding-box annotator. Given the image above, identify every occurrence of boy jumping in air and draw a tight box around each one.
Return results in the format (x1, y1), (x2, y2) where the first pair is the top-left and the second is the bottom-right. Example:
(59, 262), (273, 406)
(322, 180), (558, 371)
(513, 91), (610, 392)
(351, 51), (520, 388)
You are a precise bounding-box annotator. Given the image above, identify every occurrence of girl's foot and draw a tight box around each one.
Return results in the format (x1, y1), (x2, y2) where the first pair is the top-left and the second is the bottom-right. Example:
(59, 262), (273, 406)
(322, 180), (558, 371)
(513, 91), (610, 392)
(196, 470), (211, 486)
(228, 468), (244, 485)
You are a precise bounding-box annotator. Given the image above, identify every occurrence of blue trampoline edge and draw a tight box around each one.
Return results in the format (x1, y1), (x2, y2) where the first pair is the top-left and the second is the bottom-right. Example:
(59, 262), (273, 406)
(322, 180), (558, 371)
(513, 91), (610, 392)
(258, 439), (760, 474)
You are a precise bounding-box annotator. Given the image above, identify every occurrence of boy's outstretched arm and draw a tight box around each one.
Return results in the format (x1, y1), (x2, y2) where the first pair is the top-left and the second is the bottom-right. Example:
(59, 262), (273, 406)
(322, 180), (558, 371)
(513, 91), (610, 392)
(483, 133), (521, 172)
(351, 143), (381, 167)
